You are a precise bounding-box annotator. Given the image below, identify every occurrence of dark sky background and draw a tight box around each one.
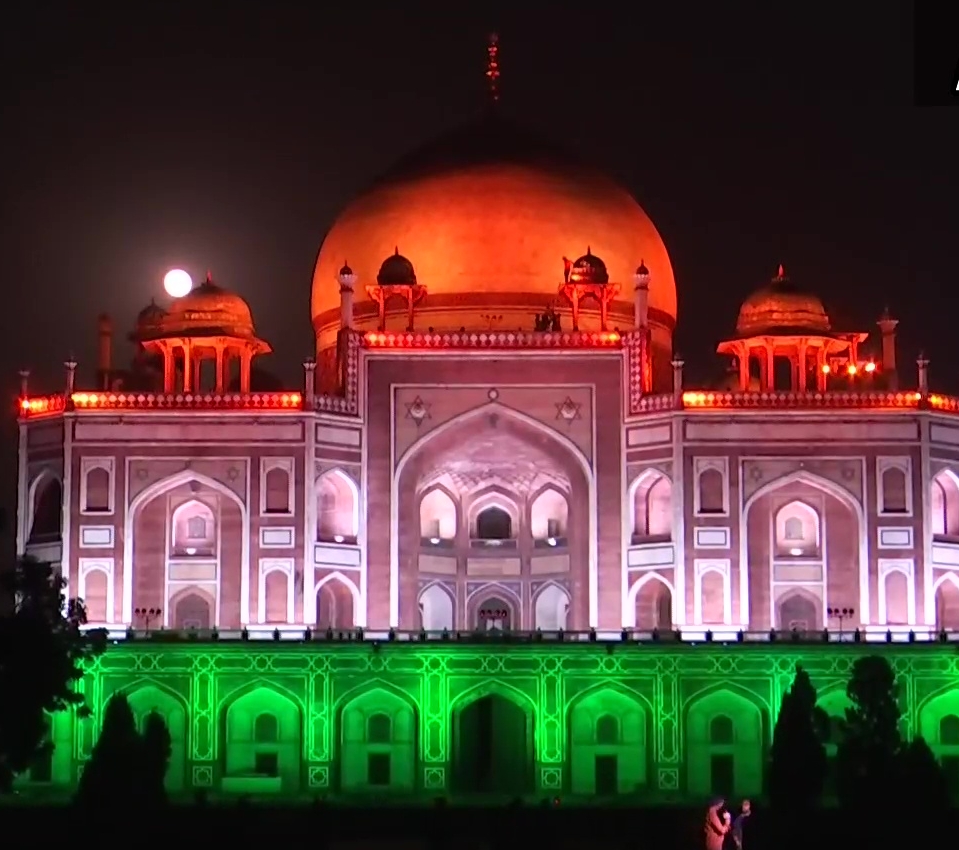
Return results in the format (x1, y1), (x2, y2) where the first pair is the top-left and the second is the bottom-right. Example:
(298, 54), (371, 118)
(1, 3), (956, 541)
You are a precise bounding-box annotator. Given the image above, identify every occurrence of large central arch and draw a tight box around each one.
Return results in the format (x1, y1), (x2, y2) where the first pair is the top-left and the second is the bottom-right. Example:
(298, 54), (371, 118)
(741, 469), (866, 629)
(124, 469), (250, 625)
(393, 402), (596, 628)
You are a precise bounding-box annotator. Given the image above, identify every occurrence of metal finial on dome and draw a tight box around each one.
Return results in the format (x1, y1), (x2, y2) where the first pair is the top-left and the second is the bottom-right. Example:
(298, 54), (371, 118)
(775, 264), (786, 281)
(486, 33), (501, 104)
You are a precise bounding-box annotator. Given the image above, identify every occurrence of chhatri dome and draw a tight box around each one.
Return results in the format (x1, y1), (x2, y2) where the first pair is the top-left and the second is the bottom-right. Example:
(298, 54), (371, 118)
(735, 265), (831, 337)
(311, 37), (676, 358)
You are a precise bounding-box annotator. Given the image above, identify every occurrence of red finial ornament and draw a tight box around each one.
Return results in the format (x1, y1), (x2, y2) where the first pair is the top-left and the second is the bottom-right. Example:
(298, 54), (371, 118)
(486, 33), (500, 103)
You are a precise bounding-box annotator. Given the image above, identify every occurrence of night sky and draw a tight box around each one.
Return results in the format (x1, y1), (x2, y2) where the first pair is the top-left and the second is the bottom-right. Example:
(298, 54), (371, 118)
(1, 4), (955, 543)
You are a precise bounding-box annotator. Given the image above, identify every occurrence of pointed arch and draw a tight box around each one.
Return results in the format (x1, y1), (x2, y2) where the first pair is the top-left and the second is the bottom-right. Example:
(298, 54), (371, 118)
(393, 401), (597, 628)
(450, 679), (537, 715)
(313, 570), (361, 609)
(564, 679), (654, 716)
(742, 469), (867, 627)
(27, 469), (62, 539)
(626, 571), (675, 629)
(315, 467), (360, 538)
(933, 571), (959, 593)
(334, 677), (418, 713)
(218, 679), (307, 717)
(529, 484), (570, 541)
(531, 580), (570, 631)
(685, 680), (772, 717)
(417, 581), (454, 631)
(468, 489), (520, 539)
(124, 469), (248, 625)
(467, 581), (523, 629)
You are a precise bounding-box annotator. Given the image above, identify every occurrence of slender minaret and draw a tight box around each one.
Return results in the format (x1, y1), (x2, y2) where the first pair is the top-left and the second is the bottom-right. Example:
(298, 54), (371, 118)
(633, 261), (650, 329)
(672, 356), (685, 406)
(65, 357), (78, 396)
(338, 263), (357, 331)
(917, 353), (930, 395)
(18, 369), (29, 399)
(877, 308), (899, 390)
(303, 358), (316, 408)
(97, 313), (113, 390)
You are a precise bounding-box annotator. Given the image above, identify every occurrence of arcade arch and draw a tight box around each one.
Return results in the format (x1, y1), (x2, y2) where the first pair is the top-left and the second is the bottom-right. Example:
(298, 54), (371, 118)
(125, 684), (189, 791)
(396, 405), (592, 631)
(567, 686), (648, 795)
(935, 574), (959, 631)
(629, 573), (673, 631)
(220, 685), (302, 793)
(339, 686), (417, 792)
(315, 572), (358, 630)
(686, 687), (765, 798)
(28, 472), (62, 543)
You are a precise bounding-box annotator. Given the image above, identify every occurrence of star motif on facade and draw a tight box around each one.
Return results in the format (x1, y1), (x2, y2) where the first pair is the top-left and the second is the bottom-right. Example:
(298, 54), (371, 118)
(227, 467), (239, 481)
(555, 396), (582, 426)
(404, 396), (431, 427)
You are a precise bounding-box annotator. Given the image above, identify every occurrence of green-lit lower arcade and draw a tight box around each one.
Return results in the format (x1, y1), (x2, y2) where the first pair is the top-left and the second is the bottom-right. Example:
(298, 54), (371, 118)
(21, 637), (959, 801)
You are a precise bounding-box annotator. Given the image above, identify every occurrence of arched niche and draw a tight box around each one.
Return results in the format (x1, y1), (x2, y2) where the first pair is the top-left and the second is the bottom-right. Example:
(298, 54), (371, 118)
(879, 463), (909, 514)
(468, 490), (519, 544)
(315, 573), (357, 630)
(126, 684), (188, 791)
(697, 466), (725, 514)
(83, 465), (111, 513)
(316, 469), (358, 543)
(686, 688), (765, 797)
(80, 564), (110, 623)
(170, 499), (216, 558)
(935, 574), (959, 631)
(263, 465), (291, 514)
(29, 474), (62, 542)
(170, 586), (214, 630)
(530, 487), (569, 544)
(568, 687), (647, 795)
(776, 588), (821, 631)
(773, 500), (820, 559)
(532, 582), (570, 631)
(339, 686), (417, 792)
(631, 470), (671, 543)
(418, 486), (457, 543)
(222, 686), (302, 793)
(418, 583), (454, 632)
(932, 470), (959, 538)
(468, 585), (520, 631)
(630, 573), (673, 631)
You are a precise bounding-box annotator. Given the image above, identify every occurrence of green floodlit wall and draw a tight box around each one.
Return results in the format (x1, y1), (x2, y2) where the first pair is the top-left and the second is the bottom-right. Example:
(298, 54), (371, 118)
(21, 641), (959, 801)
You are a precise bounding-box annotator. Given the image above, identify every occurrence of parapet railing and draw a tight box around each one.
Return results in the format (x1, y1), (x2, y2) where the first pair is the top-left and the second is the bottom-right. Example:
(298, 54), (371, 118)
(93, 625), (959, 645)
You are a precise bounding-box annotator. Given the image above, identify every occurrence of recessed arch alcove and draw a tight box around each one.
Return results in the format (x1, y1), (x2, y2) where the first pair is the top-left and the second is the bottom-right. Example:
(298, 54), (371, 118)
(395, 404), (593, 631)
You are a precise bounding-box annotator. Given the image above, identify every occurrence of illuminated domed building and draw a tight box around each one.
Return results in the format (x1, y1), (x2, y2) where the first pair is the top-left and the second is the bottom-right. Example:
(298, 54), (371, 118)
(14, 38), (959, 803)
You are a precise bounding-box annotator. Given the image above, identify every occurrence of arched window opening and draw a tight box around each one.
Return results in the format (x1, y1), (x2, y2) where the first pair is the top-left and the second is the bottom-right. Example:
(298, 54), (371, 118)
(84, 467), (111, 512)
(940, 714), (959, 746)
(173, 591), (212, 630)
(778, 593), (820, 632)
(936, 579), (959, 631)
(367, 713), (392, 744)
(171, 500), (216, 558)
(419, 584), (454, 632)
(254, 713), (279, 743)
(880, 466), (908, 514)
(595, 714), (619, 745)
(475, 506), (512, 541)
(709, 715), (734, 745)
(264, 467), (290, 514)
(30, 478), (63, 541)
(419, 488), (457, 546)
(932, 472), (959, 538)
(698, 468), (725, 514)
(774, 500), (820, 559)
(530, 488), (569, 547)
(632, 473), (671, 543)
(316, 470), (357, 544)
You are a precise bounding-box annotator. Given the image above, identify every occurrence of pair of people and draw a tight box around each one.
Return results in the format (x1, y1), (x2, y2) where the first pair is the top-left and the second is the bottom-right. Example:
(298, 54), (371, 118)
(705, 797), (751, 850)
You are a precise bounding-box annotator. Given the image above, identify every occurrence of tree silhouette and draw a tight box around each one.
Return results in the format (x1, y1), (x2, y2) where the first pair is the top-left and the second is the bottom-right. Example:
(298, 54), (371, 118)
(76, 693), (171, 807)
(142, 710), (172, 802)
(898, 736), (950, 812)
(768, 665), (828, 811)
(0, 557), (106, 792)
(836, 655), (903, 810)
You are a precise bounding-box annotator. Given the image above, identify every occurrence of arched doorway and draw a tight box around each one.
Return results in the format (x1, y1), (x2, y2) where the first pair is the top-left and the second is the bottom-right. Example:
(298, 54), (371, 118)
(394, 407), (592, 631)
(316, 577), (355, 629)
(452, 690), (533, 796)
(778, 591), (820, 631)
(633, 577), (672, 630)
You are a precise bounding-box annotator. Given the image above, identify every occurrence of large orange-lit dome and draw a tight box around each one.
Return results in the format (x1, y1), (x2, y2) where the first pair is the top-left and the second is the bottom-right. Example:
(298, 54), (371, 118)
(311, 117), (676, 349)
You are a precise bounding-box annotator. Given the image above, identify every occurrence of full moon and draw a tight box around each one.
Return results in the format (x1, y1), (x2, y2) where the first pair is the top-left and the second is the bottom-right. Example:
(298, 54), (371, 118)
(163, 269), (193, 298)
